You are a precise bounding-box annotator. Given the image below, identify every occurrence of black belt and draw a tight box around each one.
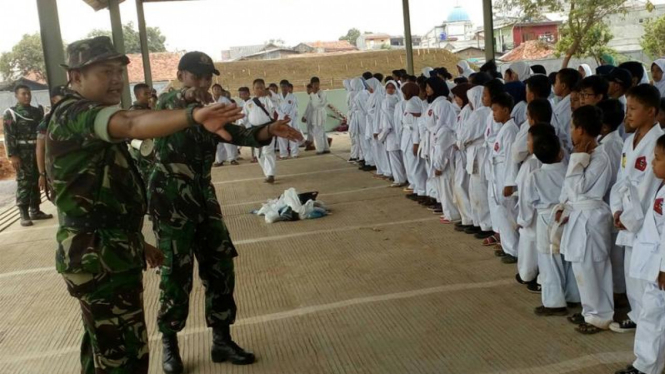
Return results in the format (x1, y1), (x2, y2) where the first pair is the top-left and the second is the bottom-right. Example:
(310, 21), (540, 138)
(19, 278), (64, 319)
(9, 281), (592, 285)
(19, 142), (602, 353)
(59, 213), (144, 231)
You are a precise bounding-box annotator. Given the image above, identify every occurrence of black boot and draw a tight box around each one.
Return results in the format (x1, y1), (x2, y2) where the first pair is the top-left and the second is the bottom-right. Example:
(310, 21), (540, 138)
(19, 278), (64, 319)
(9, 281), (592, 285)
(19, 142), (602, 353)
(211, 325), (255, 365)
(19, 205), (33, 227)
(29, 205), (53, 220)
(162, 333), (184, 374)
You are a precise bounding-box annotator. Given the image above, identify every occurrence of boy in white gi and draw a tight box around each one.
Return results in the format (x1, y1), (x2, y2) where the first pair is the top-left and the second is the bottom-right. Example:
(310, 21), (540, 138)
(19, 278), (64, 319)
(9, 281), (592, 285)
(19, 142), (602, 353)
(451, 83), (475, 230)
(244, 79), (278, 183)
(615, 134), (665, 374)
(610, 85), (664, 333)
(489, 93), (520, 262)
(557, 105), (614, 334)
(597, 99), (629, 306)
(553, 68), (581, 153)
(522, 128), (581, 316)
(309, 77), (330, 155)
(277, 80), (300, 159)
(301, 84), (316, 152)
(515, 100), (552, 286)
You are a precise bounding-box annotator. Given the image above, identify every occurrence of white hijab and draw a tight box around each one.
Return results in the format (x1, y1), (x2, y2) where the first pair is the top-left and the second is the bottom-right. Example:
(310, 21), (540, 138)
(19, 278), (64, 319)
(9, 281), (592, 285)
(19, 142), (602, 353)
(642, 64), (651, 85)
(422, 67), (434, 78)
(508, 61), (532, 81)
(385, 80), (403, 100)
(652, 59), (665, 96)
(343, 79), (351, 91)
(579, 64), (593, 78)
(457, 60), (474, 78)
(366, 77), (384, 112)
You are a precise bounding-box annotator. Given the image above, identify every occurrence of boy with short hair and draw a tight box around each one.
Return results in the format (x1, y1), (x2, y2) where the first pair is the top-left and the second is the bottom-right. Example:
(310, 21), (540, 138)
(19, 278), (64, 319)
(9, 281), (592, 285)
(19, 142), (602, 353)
(301, 83), (316, 151)
(308, 77), (330, 154)
(131, 83), (151, 110)
(610, 84), (665, 333)
(243, 78), (280, 183)
(553, 68), (581, 153)
(615, 135), (665, 374)
(558, 105), (615, 334)
(579, 75), (610, 106)
(489, 93), (520, 262)
(277, 79), (301, 159)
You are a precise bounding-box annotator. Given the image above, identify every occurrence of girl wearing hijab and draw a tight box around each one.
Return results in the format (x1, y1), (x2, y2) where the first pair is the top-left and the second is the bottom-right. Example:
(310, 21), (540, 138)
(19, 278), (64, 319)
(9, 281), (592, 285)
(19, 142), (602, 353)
(450, 83), (475, 229)
(652, 59), (665, 97)
(425, 77), (460, 222)
(459, 85), (494, 237)
(505, 80), (528, 127)
(353, 78), (375, 172)
(366, 77), (392, 179)
(401, 83), (428, 199)
(505, 61), (532, 82)
(379, 81), (407, 187)
(578, 64), (593, 78)
(457, 60), (475, 78)
(347, 78), (362, 163)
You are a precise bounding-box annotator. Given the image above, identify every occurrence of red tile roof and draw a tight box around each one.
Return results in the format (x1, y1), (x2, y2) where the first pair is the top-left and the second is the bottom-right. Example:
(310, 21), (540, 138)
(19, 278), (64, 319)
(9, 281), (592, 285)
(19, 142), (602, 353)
(500, 40), (554, 62)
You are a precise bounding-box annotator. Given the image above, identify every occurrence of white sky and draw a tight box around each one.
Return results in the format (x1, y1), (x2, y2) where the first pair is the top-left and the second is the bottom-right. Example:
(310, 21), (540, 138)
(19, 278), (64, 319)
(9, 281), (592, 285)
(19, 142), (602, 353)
(0, 0), (487, 60)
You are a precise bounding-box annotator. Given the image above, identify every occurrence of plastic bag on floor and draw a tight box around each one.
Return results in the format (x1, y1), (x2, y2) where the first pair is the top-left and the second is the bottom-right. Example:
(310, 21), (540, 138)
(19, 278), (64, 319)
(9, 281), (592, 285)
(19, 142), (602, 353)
(253, 188), (329, 223)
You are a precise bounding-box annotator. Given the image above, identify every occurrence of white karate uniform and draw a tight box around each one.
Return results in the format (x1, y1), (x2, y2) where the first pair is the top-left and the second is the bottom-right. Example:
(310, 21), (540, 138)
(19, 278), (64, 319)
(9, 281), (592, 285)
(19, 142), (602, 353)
(515, 155), (542, 282)
(461, 87), (492, 230)
(484, 114), (503, 232)
(452, 103), (474, 226)
(213, 96), (239, 163)
(504, 120), (529, 188)
(511, 101), (527, 129)
(599, 130), (627, 294)
(418, 98), (438, 199)
(379, 84), (406, 184)
(560, 150), (614, 328)
(303, 99), (314, 144)
(402, 98), (427, 195)
(631, 184), (665, 374)
(610, 124), (664, 322)
(355, 89), (373, 166)
(347, 79), (362, 160)
(277, 92), (300, 158)
(490, 119), (520, 256)
(429, 96), (461, 221)
(521, 160), (581, 308)
(243, 96), (277, 177)
(309, 89), (329, 153)
(366, 78), (391, 177)
(553, 94), (573, 153)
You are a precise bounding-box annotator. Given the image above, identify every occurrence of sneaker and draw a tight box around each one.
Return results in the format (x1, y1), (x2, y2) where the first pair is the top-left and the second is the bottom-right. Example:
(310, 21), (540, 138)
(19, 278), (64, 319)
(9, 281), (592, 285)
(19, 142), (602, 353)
(609, 319), (637, 333)
(615, 365), (646, 374)
(526, 282), (542, 294)
(534, 305), (568, 316)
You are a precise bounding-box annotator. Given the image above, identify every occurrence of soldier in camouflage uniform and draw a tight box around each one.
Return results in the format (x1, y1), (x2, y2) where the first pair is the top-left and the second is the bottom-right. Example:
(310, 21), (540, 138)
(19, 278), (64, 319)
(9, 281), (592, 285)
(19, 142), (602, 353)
(36, 85), (67, 201)
(47, 36), (249, 374)
(3, 84), (53, 226)
(148, 51), (302, 374)
(128, 83), (154, 182)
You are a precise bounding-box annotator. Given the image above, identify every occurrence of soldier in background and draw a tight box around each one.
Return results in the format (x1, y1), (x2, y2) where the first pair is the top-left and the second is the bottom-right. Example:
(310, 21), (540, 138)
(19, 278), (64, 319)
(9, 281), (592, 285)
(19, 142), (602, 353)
(36, 85), (67, 199)
(3, 84), (52, 226)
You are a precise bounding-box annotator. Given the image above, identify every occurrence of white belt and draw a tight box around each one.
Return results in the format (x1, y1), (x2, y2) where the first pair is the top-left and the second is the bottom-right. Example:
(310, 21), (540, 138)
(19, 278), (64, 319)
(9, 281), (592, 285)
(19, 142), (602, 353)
(17, 140), (36, 145)
(567, 199), (606, 211)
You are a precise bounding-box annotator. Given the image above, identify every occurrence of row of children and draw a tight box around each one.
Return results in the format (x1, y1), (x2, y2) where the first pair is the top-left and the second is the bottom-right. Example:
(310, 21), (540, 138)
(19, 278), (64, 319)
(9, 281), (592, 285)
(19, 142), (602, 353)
(344, 58), (665, 374)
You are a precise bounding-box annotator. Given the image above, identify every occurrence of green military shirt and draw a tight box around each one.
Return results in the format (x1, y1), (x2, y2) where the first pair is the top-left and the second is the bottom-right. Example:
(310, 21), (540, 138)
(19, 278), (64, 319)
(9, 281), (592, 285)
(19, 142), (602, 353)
(46, 93), (147, 274)
(3, 104), (44, 157)
(148, 89), (270, 256)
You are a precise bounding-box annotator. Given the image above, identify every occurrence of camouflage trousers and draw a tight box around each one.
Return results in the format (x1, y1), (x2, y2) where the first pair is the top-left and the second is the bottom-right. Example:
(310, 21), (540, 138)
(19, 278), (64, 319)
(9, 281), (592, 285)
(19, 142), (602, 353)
(62, 270), (149, 374)
(128, 147), (153, 184)
(153, 220), (237, 335)
(14, 146), (40, 207)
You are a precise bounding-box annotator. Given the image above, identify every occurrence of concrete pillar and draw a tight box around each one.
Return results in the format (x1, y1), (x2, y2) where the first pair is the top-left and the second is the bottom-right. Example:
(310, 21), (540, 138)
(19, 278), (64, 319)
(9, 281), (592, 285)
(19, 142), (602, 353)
(35, 0), (67, 90)
(109, 0), (132, 108)
(135, 0), (153, 88)
(483, 0), (496, 62)
(402, 0), (414, 75)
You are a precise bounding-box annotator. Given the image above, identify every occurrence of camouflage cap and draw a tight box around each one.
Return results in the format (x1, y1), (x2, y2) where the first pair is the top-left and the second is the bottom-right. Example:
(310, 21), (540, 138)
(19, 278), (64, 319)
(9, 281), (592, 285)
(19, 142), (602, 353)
(178, 51), (220, 76)
(61, 36), (130, 70)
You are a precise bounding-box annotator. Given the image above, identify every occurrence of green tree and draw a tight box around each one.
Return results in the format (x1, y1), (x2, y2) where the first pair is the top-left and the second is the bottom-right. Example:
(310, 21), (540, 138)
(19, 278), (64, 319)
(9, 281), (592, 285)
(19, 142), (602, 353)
(641, 14), (665, 59)
(0, 33), (47, 81)
(87, 21), (167, 54)
(495, 0), (628, 68)
(339, 28), (362, 46)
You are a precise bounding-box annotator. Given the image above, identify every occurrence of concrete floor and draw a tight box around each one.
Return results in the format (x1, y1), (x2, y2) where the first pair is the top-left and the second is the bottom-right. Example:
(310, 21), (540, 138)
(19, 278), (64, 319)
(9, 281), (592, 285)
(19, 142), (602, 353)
(0, 134), (636, 374)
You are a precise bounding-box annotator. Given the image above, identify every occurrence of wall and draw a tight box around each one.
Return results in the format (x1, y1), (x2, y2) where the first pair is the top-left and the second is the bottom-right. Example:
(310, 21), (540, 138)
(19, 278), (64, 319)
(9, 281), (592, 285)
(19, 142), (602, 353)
(513, 25), (559, 47)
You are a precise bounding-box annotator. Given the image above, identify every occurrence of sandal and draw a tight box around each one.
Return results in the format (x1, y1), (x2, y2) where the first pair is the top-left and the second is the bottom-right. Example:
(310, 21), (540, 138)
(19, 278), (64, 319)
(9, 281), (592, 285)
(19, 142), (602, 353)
(575, 322), (604, 335)
(482, 235), (499, 246)
(567, 313), (585, 325)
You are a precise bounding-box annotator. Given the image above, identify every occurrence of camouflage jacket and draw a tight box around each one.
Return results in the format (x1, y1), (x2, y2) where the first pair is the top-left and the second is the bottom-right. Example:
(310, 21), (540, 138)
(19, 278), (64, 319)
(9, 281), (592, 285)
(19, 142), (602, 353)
(148, 89), (269, 226)
(46, 93), (147, 274)
(3, 104), (44, 157)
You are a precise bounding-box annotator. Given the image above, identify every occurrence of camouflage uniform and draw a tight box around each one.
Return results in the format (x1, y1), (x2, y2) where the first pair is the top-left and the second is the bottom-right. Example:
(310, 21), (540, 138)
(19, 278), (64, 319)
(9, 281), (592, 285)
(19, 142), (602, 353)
(149, 89), (270, 335)
(3, 104), (44, 207)
(47, 37), (148, 374)
(127, 101), (154, 182)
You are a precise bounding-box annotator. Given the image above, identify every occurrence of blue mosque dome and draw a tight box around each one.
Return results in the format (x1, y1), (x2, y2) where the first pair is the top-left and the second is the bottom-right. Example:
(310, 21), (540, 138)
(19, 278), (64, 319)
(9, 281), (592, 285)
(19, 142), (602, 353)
(447, 6), (471, 23)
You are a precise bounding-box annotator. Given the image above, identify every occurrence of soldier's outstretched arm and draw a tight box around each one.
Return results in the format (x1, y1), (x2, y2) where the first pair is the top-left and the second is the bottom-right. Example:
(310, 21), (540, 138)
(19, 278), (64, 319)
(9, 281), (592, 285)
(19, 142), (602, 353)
(108, 103), (243, 141)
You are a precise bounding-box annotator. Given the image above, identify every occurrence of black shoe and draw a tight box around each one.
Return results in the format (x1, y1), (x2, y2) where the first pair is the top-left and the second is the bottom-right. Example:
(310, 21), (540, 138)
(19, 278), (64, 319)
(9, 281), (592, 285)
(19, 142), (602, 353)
(526, 282), (542, 294)
(501, 254), (517, 264)
(464, 226), (482, 234)
(162, 334), (184, 374)
(610, 319), (637, 333)
(211, 326), (256, 365)
(515, 273), (528, 285)
(615, 365), (646, 374)
(454, 224), (474, 232)
(474, 230), (494, 239)
(19, 206), (32, 227)
(264, 176), (275, 184)
(534, 305), (568, 316)
(405, 193), (419, 200)
(29, 209), (53, 220)
(567, 302), (581, 309)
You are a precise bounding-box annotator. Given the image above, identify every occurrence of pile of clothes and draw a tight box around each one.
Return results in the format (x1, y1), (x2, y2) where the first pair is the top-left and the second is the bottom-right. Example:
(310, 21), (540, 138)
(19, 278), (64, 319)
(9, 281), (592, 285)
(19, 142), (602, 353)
(253, 188), (330, 223)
